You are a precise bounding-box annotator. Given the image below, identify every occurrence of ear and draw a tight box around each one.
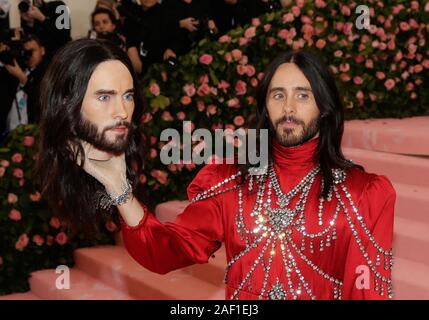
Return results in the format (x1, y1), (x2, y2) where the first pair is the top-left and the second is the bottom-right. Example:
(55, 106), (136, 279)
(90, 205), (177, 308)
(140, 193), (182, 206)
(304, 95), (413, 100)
(41, 46), (46, 56)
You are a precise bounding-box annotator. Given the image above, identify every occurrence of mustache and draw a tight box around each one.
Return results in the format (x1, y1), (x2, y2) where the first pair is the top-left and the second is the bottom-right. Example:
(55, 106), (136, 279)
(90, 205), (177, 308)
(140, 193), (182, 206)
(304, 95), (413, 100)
(274, 116), (305, 127)
(102, 121), (132, 133)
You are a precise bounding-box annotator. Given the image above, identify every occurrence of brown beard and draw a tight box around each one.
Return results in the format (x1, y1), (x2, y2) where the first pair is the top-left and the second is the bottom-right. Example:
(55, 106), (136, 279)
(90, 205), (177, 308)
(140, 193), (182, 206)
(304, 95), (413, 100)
(76, 116), (133, 155)
(270, 115), (320, 147)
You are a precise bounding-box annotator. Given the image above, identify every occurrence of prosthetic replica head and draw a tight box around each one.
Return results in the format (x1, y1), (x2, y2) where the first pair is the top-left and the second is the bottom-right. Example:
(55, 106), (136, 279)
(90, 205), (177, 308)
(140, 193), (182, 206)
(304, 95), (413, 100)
(37, 39), (144, 236)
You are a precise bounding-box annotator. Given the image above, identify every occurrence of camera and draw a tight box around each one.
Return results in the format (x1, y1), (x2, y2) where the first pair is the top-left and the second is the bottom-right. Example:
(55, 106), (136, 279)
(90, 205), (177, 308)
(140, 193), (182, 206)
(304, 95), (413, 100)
(188, 16), (218, 46)
(0, 30), (32, 66)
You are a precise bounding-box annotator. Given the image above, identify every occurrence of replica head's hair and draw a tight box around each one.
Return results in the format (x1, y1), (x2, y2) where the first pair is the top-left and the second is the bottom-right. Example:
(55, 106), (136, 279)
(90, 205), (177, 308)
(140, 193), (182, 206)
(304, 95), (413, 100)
(248, 50), (363, 197)
(37, 38), (145, 238)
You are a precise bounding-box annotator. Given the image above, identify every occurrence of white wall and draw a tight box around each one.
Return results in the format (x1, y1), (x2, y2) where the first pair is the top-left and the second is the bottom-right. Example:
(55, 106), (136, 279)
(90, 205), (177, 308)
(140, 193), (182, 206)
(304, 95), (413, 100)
(9, 0), (98, 39)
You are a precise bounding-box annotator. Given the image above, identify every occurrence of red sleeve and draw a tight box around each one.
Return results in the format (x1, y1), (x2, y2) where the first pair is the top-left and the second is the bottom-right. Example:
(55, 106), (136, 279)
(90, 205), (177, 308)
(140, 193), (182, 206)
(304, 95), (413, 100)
(120, 164), (225, 274)
(341, 174), (396, 300)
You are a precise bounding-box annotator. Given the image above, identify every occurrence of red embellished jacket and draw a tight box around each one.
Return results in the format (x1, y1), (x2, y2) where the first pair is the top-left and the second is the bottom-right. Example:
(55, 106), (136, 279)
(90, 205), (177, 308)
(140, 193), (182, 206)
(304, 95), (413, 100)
(121, 138), (395, 300)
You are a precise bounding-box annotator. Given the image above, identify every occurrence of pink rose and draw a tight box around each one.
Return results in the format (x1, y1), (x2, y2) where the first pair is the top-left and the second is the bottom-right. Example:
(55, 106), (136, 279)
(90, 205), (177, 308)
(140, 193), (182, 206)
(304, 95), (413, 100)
(32, 235), (44, 246)
(11, 153), (23, 163)
(384, 79), (395, 90)
(244, 26), (257, 39)
(218, 35), (231, 43)
(251, 18), (261, 27)
(8, 193), (18, 204)
(15, 234), (29, 251)
(233, 116), (245, 126)
(296, 0), (305, 8)
(246, 96), (255, 105)
(422, 59), (429, 69)
(224, 52), (233, 63)
(267, 37), (277, 46)
(30, 192), (41, 202)
(176, 111), (186, 121)
(291, 6), (301, 17)
(106, 221), (117, 233)
(149, 148), (157, 159)
(9, 209), (22, 221)
(239, 55), (248, 65)
(278, 29), (289, 40)
(55, 232), (68, 245)
(139, 174), (147, 184)
(399, 22), (410, 31)
(197, 83), (211, 97)
(339, 63), (350, 73)
(161, 111), (174, 122)
(1, 160), (10, 167)
(0, 167), (5, 177)
(231, 49), (243, 61)
(282, 13), (294, 23)
(236, 64), (247, 76)
(376, 71), (386, 80)
(183, 83), (196, 97)
(235, 80), (247, 96)
(340, 73), (351, 82)
(355, 55), (364, 63)
(13, 168), (24, 179)
(315, 0), (326, 8)
(356, 90), (364, 100)
(207, 104), (217, 116)
(353, 76), (363, 85)
(250, 78), (258, 87)
(257, 72), (264, 81)
(315, 39), (326, 49)
(23, 136), (35, 147)
(334, 50), (343, 58)
(238, 36), (248, 46)
(227, 98), (240, 108)
(199, 54), (213, 65)
(199, 74), (209, 84)
(341, 5), (351, 16)
(180, 96), (192, 105)
(50, 217), (61, 229)
(263, 24), (271, 32)
(167, 164), (177, 172)
(365, 59), (374, 69)
(217, 80), (230, 92)
(142, 113), (153, 123)
(150, 170), (168, 185)
(149, 83), (160, 96)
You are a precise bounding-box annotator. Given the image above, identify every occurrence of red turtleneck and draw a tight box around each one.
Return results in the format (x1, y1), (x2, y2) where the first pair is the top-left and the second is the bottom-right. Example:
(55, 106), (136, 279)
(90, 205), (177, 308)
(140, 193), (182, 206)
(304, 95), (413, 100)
(121, 137), (395, 300)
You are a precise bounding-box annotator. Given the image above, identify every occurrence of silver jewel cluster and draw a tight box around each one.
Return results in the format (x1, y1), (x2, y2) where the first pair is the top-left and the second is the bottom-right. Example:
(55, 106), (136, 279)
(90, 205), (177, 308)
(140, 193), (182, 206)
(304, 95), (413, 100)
(97, 179), (133, 210)
(191, 164), (394, 300)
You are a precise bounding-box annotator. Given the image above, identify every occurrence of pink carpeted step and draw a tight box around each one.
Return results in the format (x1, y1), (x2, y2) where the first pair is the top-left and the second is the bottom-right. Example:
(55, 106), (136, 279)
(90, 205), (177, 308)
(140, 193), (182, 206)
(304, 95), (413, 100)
(393, 182), (429, 224)
(393, 216), (429, 266)
(29, 268), (137, 300)
(343, 147), (429, 188)
(392, 257), (429, 300)
(343, 116), (429, 156)
(0, 292), (40, 300)
(74, 245), (225, 300)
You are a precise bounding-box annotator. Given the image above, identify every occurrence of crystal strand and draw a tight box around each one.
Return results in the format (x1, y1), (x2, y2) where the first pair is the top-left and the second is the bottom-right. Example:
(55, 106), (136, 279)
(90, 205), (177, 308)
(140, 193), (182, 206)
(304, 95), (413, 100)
(384, 254), (389, 270)
(332, 227), (337, 240)
(376, 254), (381, 267)
(333, 284), (338, 300)
(374, 277), (379, 292)
(326, 234), (331, 247)
(318, 196), (324, 226)
(319, 238), (324, 252)
(380, 281), (385, 296)
(300, 238), (306, 252)
(310, 240), (314, 254)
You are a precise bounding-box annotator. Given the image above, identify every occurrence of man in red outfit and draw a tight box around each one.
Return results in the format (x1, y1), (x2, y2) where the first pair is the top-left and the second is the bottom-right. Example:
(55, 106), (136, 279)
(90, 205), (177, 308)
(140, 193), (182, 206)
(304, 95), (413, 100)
(68, 50), (395, 299)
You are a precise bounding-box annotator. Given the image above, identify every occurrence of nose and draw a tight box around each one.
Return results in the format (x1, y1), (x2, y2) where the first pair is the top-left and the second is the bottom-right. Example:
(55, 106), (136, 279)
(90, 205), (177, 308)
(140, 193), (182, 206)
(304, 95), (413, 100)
(112, 98), (128, 120)
(282, 94), (296, 115)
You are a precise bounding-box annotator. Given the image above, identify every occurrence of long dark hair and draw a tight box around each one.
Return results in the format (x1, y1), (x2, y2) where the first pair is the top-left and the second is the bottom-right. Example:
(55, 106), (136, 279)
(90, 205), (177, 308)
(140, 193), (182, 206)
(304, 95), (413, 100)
(37, 39), (145, 237)
(247, 50), (363, 197)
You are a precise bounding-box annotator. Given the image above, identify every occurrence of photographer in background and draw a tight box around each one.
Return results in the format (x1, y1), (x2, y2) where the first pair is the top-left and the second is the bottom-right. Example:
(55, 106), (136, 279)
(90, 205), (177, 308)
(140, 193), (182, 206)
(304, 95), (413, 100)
(89, 7), (126, 51)
(19, 0), (71, 57)
(0, 0), (11, 31)
(122, 0), (170, 74)
(163, 0), (217, 57)
(2, 33), (47, 133)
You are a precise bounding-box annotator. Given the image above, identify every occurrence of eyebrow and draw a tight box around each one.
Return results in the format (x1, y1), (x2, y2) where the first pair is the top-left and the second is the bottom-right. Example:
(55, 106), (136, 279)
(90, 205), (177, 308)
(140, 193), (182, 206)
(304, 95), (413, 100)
(94, 89), (135, 95)
(269, 86), (313, 94)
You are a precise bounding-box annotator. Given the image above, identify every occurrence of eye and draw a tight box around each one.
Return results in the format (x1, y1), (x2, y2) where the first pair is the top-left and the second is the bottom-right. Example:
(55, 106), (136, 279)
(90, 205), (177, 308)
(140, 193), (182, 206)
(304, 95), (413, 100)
(272, 92), (285, 100)
(98, 95), (110, 102)
(124, 93), (135, 102)
(297, 92), (309, 100)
